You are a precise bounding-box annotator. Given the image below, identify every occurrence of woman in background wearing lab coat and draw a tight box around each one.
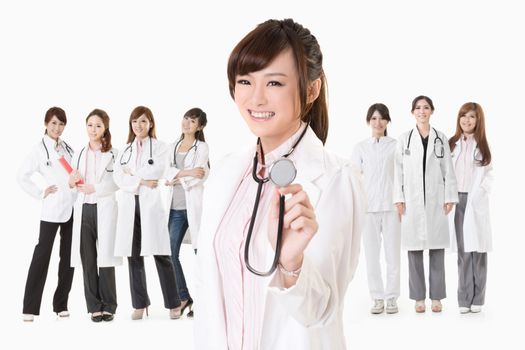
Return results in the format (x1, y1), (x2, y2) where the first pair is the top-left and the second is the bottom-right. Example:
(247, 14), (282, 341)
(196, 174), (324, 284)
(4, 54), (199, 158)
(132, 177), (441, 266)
(17, 107), (75, 322)
(68, 109), (121, 322)
(165, 107), (209, 318)
(448, 102), (493, 314)
(351, 103), (400, 314)
(113, 106), (181, 320)
(393, 96), (458, 313)
(194, 19), (363, 349)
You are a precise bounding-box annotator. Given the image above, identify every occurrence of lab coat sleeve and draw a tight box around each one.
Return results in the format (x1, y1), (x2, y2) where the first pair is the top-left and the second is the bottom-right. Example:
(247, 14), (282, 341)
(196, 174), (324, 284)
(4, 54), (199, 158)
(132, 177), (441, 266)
(94, 149), (119, 197)
(442, 135), (459, 203)
(113, 152), (141, 193)
(17, 149), (44, 199)
(392, 135), (405, 203)
(267, 164), (364, 327)
(180, 142), (210, 190)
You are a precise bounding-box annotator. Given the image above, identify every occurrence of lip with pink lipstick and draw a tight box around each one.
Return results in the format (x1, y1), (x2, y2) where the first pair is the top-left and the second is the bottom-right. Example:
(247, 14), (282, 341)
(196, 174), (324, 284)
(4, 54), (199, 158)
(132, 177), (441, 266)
(249, 110), (275, 121)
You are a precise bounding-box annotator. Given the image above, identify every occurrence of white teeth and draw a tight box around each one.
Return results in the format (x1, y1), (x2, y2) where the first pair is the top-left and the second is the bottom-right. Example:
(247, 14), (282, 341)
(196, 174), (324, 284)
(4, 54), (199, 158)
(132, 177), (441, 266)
(250, 111), (275, 119)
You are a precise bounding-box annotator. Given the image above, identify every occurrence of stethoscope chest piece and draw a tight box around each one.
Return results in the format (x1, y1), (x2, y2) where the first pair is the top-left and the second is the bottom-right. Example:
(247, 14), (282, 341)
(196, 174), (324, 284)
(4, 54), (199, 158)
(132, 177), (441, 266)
(404, 149), (411, 156)
(269, 158), (297, 187)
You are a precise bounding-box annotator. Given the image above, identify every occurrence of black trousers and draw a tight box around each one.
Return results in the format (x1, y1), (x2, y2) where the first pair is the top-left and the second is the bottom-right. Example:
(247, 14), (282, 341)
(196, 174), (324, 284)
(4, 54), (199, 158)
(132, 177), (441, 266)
(128, 196), (180, 309)
(23, 214), (74, 315)
(80, 204), (117, 314)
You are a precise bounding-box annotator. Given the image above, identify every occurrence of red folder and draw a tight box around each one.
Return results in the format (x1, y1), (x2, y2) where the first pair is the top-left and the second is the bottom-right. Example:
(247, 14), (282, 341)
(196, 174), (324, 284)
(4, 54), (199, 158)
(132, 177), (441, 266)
(58, 156), (84, 184)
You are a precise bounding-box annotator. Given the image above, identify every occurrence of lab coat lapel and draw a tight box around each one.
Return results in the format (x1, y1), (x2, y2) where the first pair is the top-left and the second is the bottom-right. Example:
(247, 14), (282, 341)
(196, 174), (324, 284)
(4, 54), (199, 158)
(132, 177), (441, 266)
(289, 127), (324, 208)
(97, 150), (113, 182)
(425, 126), (436, 168)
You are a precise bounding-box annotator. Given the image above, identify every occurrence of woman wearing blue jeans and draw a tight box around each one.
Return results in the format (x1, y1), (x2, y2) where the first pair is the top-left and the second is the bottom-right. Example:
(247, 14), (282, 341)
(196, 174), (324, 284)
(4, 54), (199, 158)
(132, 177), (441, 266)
(165, 108), (209, 317)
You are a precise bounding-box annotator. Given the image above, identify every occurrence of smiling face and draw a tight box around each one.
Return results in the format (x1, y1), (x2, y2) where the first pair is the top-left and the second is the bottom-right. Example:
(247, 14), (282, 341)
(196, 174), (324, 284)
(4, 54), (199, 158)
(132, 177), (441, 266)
(412, 98), (433, 126)
(45, 115), (65, 140)
(459, 110), (477, 135)
(181, 115), (201, 137)
(86, 115), (106, 143)
(131, 114), (152, 140)
(233, 49), (302, 151)
(369, 110), (389, 138)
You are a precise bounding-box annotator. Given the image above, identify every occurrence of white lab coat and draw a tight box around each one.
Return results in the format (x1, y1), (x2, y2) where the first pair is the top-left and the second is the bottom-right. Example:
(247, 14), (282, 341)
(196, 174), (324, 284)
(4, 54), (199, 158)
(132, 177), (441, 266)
(17, 135), (75, 223)
(194, 127), (364, 350)
(164, 140), (209, 249)
(113, 137), (171, 257)
(448, 139), (493, 252)
(393, 126), (458, 250)
(70, 146), (122, 267)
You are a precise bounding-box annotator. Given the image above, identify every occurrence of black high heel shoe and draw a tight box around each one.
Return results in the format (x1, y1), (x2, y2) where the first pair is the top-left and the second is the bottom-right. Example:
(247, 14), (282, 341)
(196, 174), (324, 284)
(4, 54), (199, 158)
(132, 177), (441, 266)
(91, 312), (103, 323)
(181, 298), (194, 317)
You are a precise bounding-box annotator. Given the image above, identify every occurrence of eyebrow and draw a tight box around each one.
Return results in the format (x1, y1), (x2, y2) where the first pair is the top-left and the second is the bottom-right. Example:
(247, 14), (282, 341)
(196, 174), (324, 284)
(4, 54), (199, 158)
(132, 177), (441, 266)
(241, 72), (288, 78)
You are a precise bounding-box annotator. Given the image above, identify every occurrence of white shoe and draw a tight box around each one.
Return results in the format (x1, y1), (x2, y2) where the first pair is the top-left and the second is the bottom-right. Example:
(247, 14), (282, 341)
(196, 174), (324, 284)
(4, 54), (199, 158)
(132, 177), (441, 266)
(385, 298), (398, 314)
(23, 314), (34, 322)
(470, 305), (482, 313)
(370, 299), (384, 314)
(57, 310), (70, 318)
(459, 307), (470, 314)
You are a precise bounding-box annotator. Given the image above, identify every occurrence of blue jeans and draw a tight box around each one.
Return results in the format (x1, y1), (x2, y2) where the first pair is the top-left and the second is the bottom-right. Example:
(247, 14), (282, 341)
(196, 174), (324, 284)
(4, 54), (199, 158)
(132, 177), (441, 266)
(168, 209), (190, 300)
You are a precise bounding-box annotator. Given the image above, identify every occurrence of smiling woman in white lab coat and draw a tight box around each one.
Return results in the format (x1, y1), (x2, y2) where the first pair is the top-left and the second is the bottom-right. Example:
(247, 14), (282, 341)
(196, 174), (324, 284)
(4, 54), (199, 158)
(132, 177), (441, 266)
(447, 102), (493, 314)
(164, 107), (209, 317)
(113, 106), (181, 320)
(393, 96), (458, 313)
(68, 109), (121, 322)
(194, 19), (363, 350)
(17, 107), (75, 322)
(351, 103), (401, 315)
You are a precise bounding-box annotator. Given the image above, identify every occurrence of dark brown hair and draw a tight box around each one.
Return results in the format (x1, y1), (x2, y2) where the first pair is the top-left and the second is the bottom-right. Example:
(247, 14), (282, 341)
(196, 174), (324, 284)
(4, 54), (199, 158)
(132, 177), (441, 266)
(44, 107), (67, 134)
(366, 103), (391, 136)
(127, 106), (157, 144)
(227, 18), (328, 144)
(179, 107), (208, 142)
(411, 95), (435, 112)
(449, 102), (491, 166)
(86, 109), (112, 153)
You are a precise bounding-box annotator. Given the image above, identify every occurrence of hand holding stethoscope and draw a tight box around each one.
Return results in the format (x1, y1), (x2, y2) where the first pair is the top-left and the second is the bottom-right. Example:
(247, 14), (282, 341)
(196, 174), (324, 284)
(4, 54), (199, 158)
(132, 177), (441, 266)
(267, 183), (318, 283)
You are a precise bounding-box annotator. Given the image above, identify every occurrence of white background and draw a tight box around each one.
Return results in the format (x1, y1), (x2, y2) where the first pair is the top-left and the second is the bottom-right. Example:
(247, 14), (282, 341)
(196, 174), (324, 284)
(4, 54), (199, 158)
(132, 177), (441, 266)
(1, 0), (523, 349)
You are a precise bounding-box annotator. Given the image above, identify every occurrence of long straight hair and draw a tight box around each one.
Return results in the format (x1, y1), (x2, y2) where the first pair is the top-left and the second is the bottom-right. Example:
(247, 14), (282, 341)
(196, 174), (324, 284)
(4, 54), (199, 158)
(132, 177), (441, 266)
(227, 18), (329, 144)
(86, 109), (112, 153)
(366, 103), (391, 136)
(127, 106), (157, 144)
(449, 102), (491, 166)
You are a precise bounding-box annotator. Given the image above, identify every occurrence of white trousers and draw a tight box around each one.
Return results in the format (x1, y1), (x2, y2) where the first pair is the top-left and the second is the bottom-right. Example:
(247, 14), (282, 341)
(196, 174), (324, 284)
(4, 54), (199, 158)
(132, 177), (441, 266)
(363, 211), (401, 300)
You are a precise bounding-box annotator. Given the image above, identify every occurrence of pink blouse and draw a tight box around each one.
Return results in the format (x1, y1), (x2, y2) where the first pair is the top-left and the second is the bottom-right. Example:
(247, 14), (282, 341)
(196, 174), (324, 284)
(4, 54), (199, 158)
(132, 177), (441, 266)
(213, 126), (304, 350)
(456, 133), (475, 192)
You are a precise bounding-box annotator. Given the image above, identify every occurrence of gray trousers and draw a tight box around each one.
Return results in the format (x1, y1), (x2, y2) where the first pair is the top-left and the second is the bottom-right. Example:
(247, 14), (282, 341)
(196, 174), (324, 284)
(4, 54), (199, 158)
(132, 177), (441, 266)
(80, 204), (117, 314)
(408, 249), (446, 300)
(455, 192), (487, 307)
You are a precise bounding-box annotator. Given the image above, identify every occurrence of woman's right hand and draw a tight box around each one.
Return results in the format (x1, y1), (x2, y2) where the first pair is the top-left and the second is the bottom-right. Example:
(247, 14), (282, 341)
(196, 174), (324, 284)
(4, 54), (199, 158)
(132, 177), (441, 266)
(395, 202), (405, 221)
(140, 179), (159, 188)
(68, 170), (82, 188)
(44, 185), (58, 198)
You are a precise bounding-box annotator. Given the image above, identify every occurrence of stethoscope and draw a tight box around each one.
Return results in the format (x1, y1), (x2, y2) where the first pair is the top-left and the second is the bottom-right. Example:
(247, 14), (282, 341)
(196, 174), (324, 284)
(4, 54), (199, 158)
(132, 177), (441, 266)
(76, 147), (115, 173)
(120, 137), (154, 166)
(42, 137), (73, 166)
(244, 124), (308, 277)
(171, 138), (198, 168)
(404, 127), (444, 158)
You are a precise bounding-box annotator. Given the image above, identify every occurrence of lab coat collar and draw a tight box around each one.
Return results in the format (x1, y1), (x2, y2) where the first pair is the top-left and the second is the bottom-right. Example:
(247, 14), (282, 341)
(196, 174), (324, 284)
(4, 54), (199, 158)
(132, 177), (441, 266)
(367, 136), (395, 144)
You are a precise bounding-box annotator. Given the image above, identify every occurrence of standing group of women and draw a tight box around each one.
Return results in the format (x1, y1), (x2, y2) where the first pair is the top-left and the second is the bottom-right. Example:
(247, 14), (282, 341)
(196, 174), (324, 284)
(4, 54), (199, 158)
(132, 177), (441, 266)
(18, 105), (209, 323)
(17, 17), (493, 350)
(353, 97), (492, 316)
